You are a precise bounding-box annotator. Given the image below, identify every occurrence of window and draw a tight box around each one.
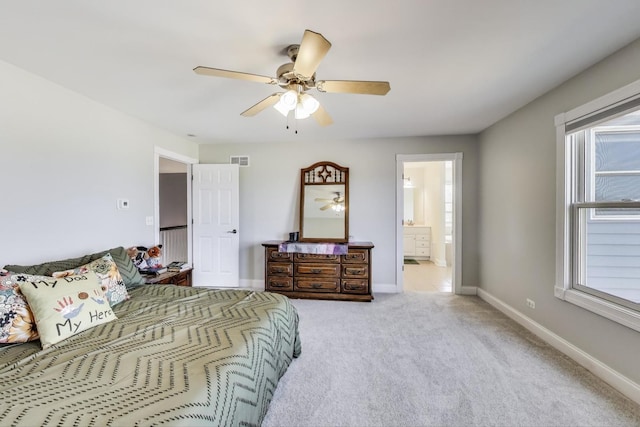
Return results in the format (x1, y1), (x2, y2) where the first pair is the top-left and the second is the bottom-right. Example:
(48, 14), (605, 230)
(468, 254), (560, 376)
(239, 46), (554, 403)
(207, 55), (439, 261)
(557, 79), (640, 332)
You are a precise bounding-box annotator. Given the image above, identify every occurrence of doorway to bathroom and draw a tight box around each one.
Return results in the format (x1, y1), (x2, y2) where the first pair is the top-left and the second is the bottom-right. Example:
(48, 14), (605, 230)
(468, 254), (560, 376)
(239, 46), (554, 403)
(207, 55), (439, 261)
(396, 153), (462, 294)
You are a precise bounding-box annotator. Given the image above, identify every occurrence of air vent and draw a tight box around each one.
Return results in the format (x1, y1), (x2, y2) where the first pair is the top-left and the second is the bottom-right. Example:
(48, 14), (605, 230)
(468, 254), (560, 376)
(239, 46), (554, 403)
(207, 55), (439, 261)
(230, 155), (250, 167)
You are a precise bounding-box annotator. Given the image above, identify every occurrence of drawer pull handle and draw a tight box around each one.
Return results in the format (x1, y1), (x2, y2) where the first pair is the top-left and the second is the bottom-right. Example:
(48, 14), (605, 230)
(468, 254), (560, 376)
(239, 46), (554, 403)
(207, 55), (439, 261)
(272, 282), (288, 288)
(310, 269), (322, 274)
(312, 283), (322, 289)
(273, 268), (285, 273)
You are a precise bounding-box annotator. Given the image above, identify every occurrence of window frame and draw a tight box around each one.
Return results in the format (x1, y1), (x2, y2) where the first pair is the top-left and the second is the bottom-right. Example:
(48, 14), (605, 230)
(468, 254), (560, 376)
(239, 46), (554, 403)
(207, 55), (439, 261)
(587, 125), (640, 221)
(556, 78), (640, 333)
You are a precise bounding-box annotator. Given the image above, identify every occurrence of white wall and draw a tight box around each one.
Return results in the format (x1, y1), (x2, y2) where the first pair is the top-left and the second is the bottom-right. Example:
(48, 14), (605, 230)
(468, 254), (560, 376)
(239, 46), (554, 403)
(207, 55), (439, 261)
(199, 136), (479, 292)
(478, 38), (640, 385)
(0, 60), (198, 266)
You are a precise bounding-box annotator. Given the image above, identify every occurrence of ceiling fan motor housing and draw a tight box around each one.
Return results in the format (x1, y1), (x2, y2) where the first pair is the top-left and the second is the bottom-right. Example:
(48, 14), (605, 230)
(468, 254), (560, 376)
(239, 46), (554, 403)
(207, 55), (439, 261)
(286, 44), (299, 62)
(277, 62), (315, 90)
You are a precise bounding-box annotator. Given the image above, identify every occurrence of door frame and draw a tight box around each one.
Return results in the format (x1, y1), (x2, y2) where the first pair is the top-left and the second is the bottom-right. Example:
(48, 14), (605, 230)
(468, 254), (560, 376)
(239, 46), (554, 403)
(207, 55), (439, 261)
(154, 147), (198, 265)
(396, 153), (464, 294)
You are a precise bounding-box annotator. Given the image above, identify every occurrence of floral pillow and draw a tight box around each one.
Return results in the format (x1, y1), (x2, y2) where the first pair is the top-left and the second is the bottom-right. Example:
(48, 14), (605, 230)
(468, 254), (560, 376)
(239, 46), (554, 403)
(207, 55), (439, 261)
(53, 253), (129, 306)
(18, 271), (117, 349)
(0, 270), (39, 343)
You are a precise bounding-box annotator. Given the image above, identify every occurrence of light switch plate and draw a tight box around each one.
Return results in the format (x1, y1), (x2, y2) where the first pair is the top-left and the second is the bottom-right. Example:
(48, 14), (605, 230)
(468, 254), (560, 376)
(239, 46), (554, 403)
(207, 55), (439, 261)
(117, 199), (129, 210)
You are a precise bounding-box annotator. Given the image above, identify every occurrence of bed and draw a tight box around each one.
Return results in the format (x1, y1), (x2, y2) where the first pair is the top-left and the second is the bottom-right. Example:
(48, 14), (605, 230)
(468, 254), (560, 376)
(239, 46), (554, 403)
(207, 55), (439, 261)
(0, 282), (301, 426)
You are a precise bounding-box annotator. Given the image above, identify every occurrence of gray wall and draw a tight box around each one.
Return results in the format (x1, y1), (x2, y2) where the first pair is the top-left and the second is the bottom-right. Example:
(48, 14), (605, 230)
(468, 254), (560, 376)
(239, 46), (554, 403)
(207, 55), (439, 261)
(478, 38), (640, 385)
(199, 136), (479, 292)
(0, 59), (198, 266)
(159, 173), (188, 228)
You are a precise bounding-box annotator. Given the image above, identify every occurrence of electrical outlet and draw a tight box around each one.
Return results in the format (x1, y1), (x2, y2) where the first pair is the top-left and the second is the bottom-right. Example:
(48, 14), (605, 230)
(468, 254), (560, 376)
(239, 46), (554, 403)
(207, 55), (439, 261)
(526, 298), (536, 309)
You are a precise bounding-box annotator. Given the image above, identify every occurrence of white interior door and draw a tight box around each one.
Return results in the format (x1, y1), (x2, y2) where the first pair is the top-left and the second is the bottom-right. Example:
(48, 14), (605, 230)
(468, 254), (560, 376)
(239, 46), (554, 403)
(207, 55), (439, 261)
(192, 164), (239, 287)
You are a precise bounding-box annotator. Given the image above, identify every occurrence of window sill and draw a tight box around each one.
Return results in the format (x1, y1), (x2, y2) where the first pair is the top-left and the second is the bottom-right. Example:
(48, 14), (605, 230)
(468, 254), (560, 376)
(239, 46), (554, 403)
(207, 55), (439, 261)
(555, 286), (640, 333)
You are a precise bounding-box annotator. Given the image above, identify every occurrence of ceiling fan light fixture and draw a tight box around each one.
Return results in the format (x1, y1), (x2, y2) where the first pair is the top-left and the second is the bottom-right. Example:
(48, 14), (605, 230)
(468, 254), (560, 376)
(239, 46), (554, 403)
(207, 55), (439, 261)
(294, 103), (310, 120)
(299, 93), (319, 114)
(274, 89), (298, 116)
(281, 90), (298, 109)
(273, 101), (290, 117)
(331, 203), (345, 212)
(294, 93), (320, 119)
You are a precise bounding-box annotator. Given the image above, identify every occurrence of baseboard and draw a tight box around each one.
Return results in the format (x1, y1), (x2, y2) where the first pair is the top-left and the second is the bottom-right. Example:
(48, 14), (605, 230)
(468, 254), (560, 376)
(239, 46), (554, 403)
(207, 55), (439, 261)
(373, 283), (397, 293)
(240, 279), (264, 290)
(477, 288), (640, 406)
(433, 257), (447, 267)
(458, 285), (477, 295)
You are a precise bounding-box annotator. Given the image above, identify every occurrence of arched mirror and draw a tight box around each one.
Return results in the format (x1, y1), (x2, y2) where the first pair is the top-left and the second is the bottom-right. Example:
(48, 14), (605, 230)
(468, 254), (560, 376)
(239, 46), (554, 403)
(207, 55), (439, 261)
(299, 161), (349, 242)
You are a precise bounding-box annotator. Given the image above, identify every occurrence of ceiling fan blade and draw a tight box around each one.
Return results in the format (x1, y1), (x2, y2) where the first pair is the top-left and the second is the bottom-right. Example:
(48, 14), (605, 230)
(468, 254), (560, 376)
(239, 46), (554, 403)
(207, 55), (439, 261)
(311, 103), (333, 126)
(240, 94), (281, 117)
(293, 30), (331, 81)
(316, 80), (390, 95)
(193, 66), (277, 85)
(320, 204), (332, 211)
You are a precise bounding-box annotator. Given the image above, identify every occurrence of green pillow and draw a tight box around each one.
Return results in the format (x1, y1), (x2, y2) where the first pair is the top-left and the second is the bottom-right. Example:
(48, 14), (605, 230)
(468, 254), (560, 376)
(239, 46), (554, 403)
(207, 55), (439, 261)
(4, 254), (92, 276)
(4, 246), (146, 290)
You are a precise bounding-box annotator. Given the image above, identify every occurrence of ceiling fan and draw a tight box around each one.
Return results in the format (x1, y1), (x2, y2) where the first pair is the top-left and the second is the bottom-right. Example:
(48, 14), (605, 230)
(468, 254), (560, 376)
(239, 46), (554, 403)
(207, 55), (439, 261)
(316, 192), (345, 211)
(193, 29), (390, 126)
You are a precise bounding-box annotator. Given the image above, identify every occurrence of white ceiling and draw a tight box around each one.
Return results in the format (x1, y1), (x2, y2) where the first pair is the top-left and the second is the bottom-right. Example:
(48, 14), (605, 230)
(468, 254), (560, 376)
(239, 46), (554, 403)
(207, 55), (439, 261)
(2, 1), (640, 144)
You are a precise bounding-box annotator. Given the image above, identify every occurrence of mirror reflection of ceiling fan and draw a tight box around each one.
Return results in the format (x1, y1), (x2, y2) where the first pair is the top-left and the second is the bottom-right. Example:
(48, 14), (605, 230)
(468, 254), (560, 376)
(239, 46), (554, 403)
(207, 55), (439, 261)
(315, 192), (345, 211)
(193, 29), (390, 126)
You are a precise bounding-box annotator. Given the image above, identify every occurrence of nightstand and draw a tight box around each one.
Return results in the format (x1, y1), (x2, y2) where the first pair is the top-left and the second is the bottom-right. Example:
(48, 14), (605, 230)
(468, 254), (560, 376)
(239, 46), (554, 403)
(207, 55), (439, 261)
(144, 268), (192, 287)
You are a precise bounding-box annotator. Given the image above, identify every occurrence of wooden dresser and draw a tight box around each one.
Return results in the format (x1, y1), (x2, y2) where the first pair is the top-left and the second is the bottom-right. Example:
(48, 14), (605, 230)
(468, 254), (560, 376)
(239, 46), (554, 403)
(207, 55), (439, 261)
(262, 241), (373, 302)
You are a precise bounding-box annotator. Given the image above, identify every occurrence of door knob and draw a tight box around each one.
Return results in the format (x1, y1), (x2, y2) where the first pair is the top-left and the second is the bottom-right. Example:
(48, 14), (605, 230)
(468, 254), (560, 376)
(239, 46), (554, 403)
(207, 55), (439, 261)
(227, 229), (237, 234)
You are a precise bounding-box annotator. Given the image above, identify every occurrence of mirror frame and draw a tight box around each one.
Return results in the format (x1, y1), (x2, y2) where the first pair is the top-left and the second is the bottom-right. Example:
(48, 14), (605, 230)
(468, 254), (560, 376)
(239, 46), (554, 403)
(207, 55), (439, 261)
(299, 161), (349, 243)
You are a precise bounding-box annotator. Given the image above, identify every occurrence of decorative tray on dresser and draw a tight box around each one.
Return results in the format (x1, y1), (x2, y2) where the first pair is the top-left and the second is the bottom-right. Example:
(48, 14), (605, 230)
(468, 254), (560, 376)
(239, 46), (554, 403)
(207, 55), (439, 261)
(262, 241), (374, 302)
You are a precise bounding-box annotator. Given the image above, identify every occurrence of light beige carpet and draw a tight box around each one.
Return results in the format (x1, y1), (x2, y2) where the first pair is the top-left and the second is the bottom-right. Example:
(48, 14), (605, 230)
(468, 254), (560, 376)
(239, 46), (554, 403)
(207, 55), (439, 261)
(263, 292), (640, 427)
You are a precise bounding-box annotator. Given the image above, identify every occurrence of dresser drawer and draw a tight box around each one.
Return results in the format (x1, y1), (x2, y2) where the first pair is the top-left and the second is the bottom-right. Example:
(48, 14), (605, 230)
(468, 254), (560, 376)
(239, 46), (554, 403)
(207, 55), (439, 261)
(267, 262), (293, 276)
(266, 276), (293, 292)
(294, 253), (339, 263)
(342, 264), (368, 278)
(266, 247), (293, 262)
(342, 279), (369, 294)
(415, 241), (429, 249)
(342, 249), (369, 264)
(295, 277), (340, 293)
(416, 248), (430, 256)
(146, 269), (192, 287)
(295, 263), (340, 277)
(415, 234), (430, 241)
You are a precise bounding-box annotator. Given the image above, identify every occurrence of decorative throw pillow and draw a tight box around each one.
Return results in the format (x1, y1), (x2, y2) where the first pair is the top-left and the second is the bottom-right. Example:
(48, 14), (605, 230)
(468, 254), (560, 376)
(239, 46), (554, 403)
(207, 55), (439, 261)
(0, 271), (39, 343)
(88, 247), (147, 289)
(18, 271), (117, 349)
(53, 253), (129, 306)
(4, 246), (146, 290)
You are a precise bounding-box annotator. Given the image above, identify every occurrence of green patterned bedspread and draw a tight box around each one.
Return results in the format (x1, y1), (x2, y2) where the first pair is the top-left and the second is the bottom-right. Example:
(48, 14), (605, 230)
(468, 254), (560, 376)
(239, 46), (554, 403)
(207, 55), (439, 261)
(0, 285), (301, 426)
